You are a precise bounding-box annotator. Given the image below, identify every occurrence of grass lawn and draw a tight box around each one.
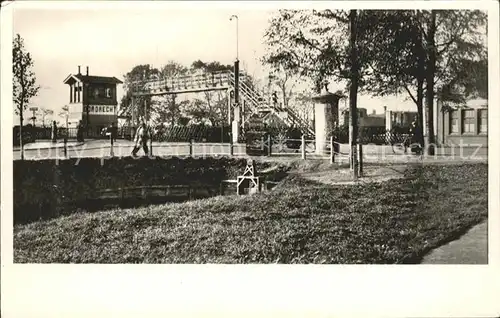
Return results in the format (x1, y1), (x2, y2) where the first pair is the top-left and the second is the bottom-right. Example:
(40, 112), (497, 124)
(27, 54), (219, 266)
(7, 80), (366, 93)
(14, 162), (487, 264)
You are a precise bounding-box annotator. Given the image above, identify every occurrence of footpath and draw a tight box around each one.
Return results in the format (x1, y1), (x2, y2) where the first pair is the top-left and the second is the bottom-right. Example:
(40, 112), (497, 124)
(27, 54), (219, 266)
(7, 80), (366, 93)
(421, 221), (488, 264)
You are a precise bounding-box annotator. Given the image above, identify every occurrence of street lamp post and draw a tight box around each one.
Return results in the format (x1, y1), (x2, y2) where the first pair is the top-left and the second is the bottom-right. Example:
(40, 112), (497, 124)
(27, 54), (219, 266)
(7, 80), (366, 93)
(230, 14), (241, 143)
(230, 15), (239, 61)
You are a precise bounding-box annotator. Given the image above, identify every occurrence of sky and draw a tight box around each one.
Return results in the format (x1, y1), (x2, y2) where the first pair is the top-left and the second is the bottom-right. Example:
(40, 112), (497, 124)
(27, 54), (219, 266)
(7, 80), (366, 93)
(12, 5), (418, 126)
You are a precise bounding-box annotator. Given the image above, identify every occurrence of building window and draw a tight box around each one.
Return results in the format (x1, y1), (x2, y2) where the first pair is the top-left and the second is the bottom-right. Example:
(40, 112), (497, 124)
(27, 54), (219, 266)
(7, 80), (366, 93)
(450, 110), (459, 133)
(479, 109), (488, 133)
(462, 109), (475, 133)
(77, 86), (81, 103)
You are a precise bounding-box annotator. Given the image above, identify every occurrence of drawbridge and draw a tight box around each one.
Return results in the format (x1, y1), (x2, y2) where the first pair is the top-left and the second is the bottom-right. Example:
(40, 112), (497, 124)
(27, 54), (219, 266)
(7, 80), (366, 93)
(127, 62), (314, 139)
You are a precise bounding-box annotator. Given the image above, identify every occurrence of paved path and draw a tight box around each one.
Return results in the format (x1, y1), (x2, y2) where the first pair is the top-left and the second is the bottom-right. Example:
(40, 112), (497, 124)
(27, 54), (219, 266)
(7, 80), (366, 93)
(12, 140), (487, 163)
(421, 221), (488, 264)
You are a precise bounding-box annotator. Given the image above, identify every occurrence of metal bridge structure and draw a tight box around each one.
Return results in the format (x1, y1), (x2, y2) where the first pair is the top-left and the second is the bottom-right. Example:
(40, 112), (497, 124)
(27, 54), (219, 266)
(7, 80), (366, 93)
(127, 61), (314, 141)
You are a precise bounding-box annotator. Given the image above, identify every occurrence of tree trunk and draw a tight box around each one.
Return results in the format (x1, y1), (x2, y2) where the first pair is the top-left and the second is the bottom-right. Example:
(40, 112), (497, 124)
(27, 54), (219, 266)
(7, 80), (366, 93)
(416, 38), (425, 148)
(425, 10), (437, 155)
(416, 77), (424, 148)
(349, 9), (359, 179)
(20, 104), (24, 160)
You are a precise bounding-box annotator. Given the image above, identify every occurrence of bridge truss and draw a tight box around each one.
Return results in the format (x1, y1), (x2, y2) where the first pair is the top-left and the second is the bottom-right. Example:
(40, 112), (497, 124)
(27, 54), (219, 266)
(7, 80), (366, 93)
(127, 62), (315, 139)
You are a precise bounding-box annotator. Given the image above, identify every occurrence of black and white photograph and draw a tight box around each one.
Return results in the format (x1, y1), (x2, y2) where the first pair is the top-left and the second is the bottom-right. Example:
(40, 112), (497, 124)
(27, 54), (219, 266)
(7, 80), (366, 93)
(1, 0), (499, 317)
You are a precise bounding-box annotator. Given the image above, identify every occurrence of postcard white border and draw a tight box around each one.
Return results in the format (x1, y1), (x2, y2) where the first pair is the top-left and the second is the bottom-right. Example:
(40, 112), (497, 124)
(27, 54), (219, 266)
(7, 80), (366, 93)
(2, 1), (499, 317)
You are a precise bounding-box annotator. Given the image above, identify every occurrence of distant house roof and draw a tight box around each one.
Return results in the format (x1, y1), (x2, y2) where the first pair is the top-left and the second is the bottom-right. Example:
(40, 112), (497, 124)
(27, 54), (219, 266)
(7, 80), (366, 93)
(63, 74), (123, 85)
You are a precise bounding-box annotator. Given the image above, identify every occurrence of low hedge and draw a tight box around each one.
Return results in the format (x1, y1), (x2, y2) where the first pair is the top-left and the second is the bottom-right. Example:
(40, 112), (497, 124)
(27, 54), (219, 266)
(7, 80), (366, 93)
(14, 156), (285, 224)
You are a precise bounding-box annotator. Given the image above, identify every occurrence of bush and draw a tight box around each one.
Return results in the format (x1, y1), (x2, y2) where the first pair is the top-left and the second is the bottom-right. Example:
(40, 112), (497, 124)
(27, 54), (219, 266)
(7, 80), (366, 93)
(153, 125), (231, 142)
(13, 156), (287, 224)
(13, 125), (37, 146)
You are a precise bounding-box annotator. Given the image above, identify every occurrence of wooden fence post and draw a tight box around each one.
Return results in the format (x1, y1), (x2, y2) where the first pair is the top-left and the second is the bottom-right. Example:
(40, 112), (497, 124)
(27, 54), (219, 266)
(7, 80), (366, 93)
(190, 139), (194, 157)
(330, 136), (334, 164)
(55, 143), (60, 165)
(358, 130), (363, 176)
(110, 133), (114, 157)
(63, 136), (68, 158)
(149, 137), (153, 157)
(229, 136), (234, 156)
(267, 134), (272, 156)
(301, 135), (306, 160)
(358, 143), (363, 176)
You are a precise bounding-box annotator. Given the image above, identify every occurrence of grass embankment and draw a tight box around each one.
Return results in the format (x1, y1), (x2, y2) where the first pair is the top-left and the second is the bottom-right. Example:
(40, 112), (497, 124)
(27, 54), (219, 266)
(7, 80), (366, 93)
(14, 163), (487, 263)
(14, 156), (289, 224)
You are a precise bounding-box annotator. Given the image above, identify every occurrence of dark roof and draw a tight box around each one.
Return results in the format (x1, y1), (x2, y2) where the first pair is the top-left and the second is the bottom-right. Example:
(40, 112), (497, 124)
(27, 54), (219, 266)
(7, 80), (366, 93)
(63, 74), (123, 85)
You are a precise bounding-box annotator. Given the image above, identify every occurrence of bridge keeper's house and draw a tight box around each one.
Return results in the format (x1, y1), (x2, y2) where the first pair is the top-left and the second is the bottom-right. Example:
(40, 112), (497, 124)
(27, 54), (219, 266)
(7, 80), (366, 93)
(63, 66), (123, 131)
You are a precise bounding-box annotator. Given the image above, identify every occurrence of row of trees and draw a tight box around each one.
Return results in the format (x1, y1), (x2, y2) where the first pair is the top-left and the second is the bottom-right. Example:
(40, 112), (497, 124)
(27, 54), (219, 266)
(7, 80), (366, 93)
(26, 107), (55, 127)
(262, 9), (488, 163)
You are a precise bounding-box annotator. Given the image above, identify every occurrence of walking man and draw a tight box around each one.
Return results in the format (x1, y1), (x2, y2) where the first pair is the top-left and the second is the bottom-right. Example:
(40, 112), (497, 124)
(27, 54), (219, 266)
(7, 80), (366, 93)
(131, 119), (151, 157)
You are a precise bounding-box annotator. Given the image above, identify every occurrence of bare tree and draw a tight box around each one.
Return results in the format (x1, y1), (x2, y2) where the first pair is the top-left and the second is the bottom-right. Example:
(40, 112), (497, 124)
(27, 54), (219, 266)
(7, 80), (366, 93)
(13, 33), (40, 159)
(38, 108), (54, 127)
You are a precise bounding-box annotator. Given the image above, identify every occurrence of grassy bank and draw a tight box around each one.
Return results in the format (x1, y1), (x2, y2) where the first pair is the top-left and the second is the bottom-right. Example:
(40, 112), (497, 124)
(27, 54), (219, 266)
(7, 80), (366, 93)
(14, 163), (487, 263)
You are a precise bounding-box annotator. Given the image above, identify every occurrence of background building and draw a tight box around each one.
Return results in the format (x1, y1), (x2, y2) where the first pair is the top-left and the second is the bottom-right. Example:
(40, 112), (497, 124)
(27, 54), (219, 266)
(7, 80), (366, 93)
(436, 98), (488, 147)
(63, 66), (123, 130)
(342, 107), (386, 128)
(385, 109), (418, 131)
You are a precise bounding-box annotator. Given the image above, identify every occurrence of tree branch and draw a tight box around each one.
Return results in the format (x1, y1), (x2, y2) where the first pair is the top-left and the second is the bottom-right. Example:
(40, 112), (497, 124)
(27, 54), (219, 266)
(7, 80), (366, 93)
(403, 84), (418, 106)
(313, 9), (349, 24)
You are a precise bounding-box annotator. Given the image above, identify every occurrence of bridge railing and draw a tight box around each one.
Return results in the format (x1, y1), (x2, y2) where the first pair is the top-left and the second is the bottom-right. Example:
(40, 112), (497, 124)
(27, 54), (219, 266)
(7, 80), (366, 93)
(130, 71), (235, 94)
(229, 72), (314, 136)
